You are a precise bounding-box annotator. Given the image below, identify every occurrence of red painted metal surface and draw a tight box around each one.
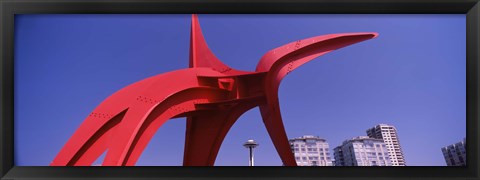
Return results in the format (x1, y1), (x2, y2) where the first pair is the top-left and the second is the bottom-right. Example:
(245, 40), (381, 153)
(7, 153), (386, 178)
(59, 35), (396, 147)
(50, 14), (378, 166)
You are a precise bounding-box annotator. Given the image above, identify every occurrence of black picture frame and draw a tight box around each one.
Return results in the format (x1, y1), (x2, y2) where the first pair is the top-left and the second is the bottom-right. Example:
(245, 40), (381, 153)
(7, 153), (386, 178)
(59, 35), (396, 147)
(1, 0), (479, 179)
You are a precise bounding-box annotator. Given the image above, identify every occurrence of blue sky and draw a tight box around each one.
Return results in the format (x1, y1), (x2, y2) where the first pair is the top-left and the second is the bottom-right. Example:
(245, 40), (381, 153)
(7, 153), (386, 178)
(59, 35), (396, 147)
(14, 14), (465, 166)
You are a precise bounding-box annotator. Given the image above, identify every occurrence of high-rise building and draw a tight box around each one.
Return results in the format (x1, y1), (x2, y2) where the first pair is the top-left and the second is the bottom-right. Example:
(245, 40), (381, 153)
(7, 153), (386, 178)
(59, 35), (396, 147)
(441, 138), (466, 166)
(366, 124), (406, 166)
(289, 135), (333, 166)
(333, 146), (344, 166)
(333, 136), (391, 166)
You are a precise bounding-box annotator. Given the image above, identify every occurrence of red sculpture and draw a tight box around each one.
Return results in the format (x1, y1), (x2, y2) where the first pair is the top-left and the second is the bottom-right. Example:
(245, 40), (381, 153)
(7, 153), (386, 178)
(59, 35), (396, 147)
(51, 14), (378, 166)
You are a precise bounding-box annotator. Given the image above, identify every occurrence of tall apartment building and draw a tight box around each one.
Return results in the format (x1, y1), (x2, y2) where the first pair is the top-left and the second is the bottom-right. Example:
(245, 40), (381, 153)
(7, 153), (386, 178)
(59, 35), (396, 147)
(441, 138), (466, 166)
(333, 136), (391, 166)
(366, 124), (406, 166)
(289, 135), (333, 166)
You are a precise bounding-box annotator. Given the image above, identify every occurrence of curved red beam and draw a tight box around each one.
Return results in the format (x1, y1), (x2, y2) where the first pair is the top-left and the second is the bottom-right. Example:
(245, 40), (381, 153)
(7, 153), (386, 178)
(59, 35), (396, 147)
(51, 14), (378, 166)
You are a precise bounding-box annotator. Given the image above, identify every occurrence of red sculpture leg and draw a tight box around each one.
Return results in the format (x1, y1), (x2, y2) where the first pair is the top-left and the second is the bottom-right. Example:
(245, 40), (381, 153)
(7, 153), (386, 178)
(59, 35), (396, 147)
(66, 111), (126, 166)
(50, 87), (145, 166)
(256, 33), (379, 166)
(51, 72), (164, 166)
(259, 103), (297, 166)
(183, 101), (259, 166)
(183, 113), (232, 166)
(118, 87), (230, 166)
(50, 110), (126, 166)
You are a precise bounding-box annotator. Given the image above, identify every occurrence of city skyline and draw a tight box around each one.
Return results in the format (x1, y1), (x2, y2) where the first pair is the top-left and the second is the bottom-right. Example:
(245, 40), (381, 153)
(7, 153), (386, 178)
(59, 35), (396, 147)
(14, 14), (466, 166)
(289, 123), (461, 166)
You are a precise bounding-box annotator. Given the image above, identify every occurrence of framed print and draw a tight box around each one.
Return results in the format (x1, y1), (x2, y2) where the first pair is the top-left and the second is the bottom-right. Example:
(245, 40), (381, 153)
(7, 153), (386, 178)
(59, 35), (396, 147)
(1, 0), (479, 180)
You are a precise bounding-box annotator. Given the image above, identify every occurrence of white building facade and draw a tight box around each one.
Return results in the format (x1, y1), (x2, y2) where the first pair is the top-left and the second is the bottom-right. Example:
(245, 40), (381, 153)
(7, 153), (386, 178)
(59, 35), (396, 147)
(333, 136), (391, 166)
(366, 124), (406, 166)
(289, 135), (333, 166)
